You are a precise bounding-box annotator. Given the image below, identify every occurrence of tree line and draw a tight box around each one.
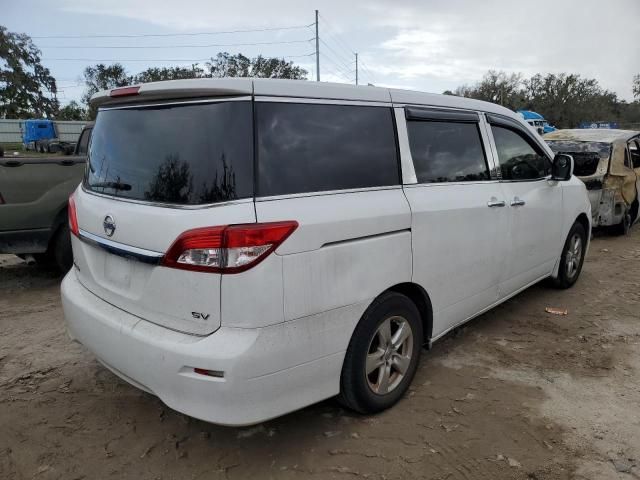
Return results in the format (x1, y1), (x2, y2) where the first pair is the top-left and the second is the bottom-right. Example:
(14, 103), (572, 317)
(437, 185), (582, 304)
(1, 26), (307, 121)
(1, 25), (639, 127)
(446, 71), (640, 129)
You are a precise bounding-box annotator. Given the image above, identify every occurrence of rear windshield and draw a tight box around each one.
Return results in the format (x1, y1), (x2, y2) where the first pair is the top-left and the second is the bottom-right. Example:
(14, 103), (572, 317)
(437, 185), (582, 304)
(546, 140), (610, 177)
(85, 101), (253, 205)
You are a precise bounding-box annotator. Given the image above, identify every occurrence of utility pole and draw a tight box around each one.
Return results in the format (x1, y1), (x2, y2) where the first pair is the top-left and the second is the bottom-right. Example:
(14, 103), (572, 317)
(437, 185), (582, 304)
(315, 10), (320, 82)
(355, 53), (358, 85)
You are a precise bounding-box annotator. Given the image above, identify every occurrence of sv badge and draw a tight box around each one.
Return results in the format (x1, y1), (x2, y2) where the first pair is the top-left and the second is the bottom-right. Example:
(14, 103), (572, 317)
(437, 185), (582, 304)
(191, 312), (210, 320)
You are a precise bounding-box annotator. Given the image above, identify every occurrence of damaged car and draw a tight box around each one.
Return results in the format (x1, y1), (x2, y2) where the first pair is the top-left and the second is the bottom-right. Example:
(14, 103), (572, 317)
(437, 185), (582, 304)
(546, 129), (640, 234)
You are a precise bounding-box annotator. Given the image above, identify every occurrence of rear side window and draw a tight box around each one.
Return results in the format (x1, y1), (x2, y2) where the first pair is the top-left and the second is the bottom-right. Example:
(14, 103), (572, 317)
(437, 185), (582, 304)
(492, 126), (550, 180)
(86, 101), (253, 205)
(407, 121), (489, 183)
(256, 102), (399, 196)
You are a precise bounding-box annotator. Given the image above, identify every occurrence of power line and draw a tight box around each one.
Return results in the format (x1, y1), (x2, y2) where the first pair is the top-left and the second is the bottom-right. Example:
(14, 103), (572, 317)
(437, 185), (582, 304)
(318, 13), (356, 57)
(39, 38), (314, 49)
(316, 12), (377, 85)
(321, 64), (352, 83)
(358, 59), (379, 84)
(32, 24), (313, 40)
(319, 52), (353, 80)
(319, 50), (352, 75)
(43, 52), (316, 62)
(318, 38), (354, 72)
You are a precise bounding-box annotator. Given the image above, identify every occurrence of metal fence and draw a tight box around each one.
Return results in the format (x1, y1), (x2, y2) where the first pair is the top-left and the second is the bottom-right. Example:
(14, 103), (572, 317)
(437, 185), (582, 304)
(0, 119), (88, 144)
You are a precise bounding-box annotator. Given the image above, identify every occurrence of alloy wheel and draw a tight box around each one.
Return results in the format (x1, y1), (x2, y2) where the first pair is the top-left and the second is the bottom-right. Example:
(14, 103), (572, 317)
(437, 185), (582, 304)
(565, 233), (583, 279)
(365, 316), (414, 395)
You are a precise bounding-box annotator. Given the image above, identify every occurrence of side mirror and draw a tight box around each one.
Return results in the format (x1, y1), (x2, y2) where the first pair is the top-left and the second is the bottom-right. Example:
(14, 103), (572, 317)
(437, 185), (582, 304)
(552, 153), (573, 181)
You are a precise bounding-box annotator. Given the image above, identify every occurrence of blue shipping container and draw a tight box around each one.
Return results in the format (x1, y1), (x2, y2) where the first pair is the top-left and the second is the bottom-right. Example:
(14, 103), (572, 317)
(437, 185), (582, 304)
(22, 119), (57, 144)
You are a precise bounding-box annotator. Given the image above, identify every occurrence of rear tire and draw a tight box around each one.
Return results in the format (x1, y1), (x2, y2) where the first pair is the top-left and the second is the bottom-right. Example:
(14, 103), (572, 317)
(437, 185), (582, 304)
(338, 292), (422, 414)
(550, 222), (587, 289)
(52, 224), (73, 273)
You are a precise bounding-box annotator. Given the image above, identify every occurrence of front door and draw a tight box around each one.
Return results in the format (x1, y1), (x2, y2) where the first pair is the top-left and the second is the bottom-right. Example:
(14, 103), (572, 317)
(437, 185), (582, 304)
(487, 119), (563, 296)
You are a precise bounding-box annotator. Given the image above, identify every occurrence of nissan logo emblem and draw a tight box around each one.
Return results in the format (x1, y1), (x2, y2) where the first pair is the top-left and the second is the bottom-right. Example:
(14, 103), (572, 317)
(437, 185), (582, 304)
(103, 215), (116, 237)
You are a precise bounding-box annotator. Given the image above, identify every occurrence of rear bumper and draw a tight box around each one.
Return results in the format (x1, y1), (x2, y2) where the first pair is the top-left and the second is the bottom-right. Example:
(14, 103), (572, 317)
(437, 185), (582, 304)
(61, 269), (346, 426)
(0, 228), (51, 254)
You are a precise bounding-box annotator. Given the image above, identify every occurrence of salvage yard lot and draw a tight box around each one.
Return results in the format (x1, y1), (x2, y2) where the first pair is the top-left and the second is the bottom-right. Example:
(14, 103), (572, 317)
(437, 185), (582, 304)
(1, 229), (639, 480)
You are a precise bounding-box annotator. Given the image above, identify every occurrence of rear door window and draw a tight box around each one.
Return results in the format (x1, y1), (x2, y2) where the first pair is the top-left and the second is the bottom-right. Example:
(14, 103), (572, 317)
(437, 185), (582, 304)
(406, 121), (489, 183)
(86, 101), (253, 205)
(255, 102), (399, 196)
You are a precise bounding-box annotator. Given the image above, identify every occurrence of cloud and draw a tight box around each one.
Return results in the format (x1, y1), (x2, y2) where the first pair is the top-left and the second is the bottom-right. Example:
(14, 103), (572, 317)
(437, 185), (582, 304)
(21, 0), (640, 100)
(366, 0), (640, 98)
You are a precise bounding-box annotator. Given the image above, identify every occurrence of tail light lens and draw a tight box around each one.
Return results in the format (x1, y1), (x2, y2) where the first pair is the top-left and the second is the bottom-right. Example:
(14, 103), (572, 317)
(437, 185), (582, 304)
(162, 221), (298, 274)
(68, 193), (79, 237)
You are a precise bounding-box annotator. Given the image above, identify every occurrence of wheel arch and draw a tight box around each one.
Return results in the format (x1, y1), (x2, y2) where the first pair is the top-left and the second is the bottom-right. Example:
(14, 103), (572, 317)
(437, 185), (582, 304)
(575, 212), (590, 236)
(386, 282), (433, 348)
(552, 212), (591, 279)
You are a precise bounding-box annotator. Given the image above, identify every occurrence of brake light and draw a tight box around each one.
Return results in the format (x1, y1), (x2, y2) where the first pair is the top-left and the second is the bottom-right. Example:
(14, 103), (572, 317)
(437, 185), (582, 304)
(0, 192), (4, 204)
(162, 221), (298, 274)
(110, 86), (140, 97)
(68, 194), (79, 237)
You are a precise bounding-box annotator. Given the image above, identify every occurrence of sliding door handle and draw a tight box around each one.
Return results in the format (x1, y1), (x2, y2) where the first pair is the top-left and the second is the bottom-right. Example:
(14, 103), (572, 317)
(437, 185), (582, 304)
(510, 197), (526, 207)
(487, 198), (506, 208)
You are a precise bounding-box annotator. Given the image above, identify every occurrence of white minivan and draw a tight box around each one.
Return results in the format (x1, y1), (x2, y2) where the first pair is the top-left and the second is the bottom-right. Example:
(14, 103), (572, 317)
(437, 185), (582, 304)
(62, 78), (591, 426)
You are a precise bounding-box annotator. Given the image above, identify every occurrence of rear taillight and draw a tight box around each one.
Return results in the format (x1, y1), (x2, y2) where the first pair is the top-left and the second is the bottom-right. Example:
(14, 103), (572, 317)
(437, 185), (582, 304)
(162, 221), (298, 274)
(68, 194), (79, 237)
(0, 192), (4, 204)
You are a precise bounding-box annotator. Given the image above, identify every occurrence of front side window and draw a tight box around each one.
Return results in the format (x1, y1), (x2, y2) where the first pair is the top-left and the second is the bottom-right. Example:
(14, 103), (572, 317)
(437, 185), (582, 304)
(86, 101), (253, 205)
(256, 103), (399, 196)
(407, 121), (489, 183)
(492, 126), (550, 180)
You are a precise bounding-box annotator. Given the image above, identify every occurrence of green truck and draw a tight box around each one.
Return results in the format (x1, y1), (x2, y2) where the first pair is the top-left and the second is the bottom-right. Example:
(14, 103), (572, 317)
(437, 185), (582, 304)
(0, 124), (92, 271)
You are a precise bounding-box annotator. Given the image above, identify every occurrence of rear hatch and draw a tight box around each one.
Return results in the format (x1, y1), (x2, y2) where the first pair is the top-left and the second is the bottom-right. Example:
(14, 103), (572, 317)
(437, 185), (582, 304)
(72, 98), (255, 335)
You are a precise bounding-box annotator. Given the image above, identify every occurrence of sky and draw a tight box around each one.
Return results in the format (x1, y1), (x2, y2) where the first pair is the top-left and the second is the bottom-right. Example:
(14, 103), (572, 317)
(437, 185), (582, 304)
(4, 0), (640, 105)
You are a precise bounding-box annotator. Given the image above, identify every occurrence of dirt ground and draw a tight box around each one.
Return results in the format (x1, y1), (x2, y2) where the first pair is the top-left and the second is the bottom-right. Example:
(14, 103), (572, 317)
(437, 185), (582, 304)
(1, 229), (639, 480)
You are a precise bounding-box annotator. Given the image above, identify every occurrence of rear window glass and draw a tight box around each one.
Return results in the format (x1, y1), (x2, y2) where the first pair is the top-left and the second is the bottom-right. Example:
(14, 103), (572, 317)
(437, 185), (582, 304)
(256, 102), (399, 196)
(86, 101), (253, 205)
(407, 121), (489, 183)
(546, 140), (610, 177)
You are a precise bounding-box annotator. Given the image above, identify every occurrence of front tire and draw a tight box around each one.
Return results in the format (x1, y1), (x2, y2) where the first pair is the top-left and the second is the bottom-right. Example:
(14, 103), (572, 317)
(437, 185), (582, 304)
(339, 292), (422, 414)
(550, 221), (587, 289)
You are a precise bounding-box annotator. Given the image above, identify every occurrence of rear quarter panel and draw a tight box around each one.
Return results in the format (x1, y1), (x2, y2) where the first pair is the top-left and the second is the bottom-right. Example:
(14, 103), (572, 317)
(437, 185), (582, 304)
(255, 189), (412, 323)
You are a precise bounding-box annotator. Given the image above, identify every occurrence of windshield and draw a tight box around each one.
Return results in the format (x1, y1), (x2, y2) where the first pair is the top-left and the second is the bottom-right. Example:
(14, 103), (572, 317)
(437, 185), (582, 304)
(546, 140), (611, 177)
(85, 101), (253, 205)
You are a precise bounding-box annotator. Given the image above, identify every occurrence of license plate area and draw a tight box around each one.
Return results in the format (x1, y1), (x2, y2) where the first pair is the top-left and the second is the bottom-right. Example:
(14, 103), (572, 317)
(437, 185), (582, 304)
(104, 254), (133, 290)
